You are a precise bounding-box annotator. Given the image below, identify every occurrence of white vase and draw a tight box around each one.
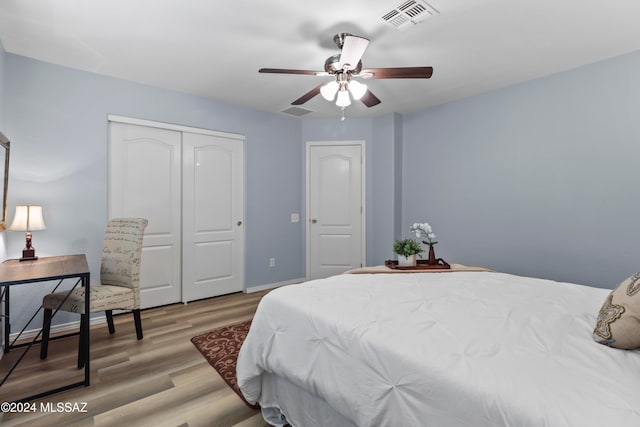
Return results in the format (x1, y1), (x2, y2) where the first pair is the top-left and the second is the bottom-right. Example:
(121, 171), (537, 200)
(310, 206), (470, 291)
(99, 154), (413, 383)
(397, 254), (416, 267)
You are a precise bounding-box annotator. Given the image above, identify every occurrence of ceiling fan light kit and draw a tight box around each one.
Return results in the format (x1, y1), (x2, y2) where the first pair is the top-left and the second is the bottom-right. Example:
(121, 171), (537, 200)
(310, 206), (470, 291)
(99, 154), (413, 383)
(336, 89), (351, 108)
(348, 80), (367, 100)
(320, 81), (339, 101)
(320, 73), (368, 106)
(259, 32), (433, 116)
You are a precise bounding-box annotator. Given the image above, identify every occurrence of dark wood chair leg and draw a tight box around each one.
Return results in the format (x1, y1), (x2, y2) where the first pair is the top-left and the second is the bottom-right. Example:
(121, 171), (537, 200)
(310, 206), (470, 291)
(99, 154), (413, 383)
(133, 309), (143, 340)
(77, 314), (87, 369)
(106, 310), (115, 334)
(40, 308), (52, 360)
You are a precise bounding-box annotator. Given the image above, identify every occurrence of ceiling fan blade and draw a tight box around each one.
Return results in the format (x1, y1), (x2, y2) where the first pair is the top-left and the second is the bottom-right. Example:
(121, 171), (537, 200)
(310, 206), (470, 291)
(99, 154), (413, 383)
(360, 67), (433, 79)
(292, 85), (323, 105)
(360, 90), (381, 108)
(337, 35), (370, 71)
(259, 68), (327, 76)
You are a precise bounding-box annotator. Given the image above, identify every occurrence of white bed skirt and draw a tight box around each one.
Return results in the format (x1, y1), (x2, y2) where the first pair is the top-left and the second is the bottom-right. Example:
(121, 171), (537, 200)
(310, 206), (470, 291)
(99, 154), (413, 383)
(258, 373), (356, 427)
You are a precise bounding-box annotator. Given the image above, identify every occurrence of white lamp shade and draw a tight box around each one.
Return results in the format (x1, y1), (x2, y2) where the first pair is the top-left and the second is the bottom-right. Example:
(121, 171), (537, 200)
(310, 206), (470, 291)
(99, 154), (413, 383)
(8, 205), (46, 232)
(320, 81), (339, 101)
(335, 89), (351, 107)
(348, 80), (368, 100)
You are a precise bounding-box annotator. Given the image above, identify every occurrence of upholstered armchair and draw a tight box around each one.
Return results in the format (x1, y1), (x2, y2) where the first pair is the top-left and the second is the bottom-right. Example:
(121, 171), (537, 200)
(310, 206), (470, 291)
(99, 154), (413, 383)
(40, 217), (148, 368)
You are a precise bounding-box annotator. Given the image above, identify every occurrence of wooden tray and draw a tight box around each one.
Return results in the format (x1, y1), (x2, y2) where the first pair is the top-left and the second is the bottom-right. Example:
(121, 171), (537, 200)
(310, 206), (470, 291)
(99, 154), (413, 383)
(385, 259), (451, 270)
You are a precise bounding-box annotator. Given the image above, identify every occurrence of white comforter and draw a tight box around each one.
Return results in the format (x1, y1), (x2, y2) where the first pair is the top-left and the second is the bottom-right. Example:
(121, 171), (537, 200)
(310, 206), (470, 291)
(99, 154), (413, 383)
(237, 272), (640, 427)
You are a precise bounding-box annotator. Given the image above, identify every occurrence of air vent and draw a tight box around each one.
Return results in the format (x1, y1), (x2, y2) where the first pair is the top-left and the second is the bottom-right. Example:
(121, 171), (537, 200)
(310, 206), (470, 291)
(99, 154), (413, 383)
(382, 0), (439, 29)
(281, 106), (313, 117)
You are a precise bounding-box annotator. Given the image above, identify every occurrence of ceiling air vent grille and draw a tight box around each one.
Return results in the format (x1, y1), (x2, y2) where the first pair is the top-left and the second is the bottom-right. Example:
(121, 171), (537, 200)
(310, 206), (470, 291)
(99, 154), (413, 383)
(382, 10), (410, 28)
(281, 106), (313, 117)
(401, 1), (426, 18)
(382, 0), (439, 29)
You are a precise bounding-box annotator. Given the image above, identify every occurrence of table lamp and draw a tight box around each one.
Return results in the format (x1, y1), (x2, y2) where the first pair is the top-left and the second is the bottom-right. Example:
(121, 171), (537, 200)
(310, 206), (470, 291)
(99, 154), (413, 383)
(8, 205), (46, 261)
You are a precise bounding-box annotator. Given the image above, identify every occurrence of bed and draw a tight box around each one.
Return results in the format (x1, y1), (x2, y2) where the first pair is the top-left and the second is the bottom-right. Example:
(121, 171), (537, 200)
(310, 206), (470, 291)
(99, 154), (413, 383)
(236, 267), (640, 427)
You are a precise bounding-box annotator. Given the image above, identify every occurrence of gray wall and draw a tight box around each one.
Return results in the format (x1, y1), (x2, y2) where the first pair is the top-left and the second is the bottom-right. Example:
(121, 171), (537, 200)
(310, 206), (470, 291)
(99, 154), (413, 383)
(0, 39), (4, 129)
(372, 113), (402, 262)
(403, 49), (640, 289)
(3, 54), (304, 329)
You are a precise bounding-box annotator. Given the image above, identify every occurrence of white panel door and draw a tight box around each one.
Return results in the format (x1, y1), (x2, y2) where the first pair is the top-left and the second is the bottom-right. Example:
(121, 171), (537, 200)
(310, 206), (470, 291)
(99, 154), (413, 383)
(182, 132), (244, 301)
(109, 122), (182, 308)
(308, 143), (364, 280)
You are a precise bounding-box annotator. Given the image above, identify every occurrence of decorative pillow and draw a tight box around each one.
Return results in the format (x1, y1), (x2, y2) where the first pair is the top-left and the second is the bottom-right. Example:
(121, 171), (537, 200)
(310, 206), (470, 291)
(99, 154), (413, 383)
(593, 273), (640, 349)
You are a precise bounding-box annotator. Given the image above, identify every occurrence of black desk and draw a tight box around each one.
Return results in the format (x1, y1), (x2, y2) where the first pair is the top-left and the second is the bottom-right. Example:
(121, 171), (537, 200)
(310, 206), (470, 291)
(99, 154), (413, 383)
(0, 254), (90, 401)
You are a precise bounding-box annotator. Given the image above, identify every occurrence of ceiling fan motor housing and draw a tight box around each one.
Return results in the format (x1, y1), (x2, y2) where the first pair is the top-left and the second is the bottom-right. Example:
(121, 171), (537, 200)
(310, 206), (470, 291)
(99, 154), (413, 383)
(333, 32), (352, 49)
(324, 55), (362, 75)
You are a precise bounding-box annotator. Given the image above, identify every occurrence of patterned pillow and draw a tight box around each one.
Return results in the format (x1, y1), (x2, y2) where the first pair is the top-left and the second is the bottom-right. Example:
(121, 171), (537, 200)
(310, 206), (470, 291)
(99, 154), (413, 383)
(593, 273), (640, 349)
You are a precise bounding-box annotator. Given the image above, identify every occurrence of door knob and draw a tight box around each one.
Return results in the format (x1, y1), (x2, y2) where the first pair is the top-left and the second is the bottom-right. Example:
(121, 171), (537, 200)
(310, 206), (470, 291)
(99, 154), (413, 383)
(311, 219), (317, 224)
(237, 221), (243, 226)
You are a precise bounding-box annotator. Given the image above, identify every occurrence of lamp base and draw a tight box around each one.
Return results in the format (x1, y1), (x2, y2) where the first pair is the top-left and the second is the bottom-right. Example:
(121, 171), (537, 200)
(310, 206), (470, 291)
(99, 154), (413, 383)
(19, 248), (38, 262)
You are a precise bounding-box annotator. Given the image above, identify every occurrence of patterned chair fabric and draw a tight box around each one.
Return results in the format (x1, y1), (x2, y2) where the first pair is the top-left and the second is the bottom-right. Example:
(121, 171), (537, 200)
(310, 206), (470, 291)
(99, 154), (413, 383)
(40, 218), (148, 367)
(42, 217), (148, 313)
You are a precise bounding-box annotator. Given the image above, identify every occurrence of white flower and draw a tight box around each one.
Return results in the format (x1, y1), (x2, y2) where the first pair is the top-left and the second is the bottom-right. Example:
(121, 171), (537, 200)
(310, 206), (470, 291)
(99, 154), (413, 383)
(409, 221), (438, 245)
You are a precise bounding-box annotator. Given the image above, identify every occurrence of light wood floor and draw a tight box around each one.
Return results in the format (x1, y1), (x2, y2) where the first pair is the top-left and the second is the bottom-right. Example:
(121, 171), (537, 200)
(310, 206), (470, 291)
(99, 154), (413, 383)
(0, 290), (271, 427)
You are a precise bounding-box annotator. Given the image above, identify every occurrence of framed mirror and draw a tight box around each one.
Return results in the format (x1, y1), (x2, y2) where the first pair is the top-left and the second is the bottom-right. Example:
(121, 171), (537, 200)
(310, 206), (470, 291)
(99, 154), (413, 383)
(0, 131), (9, 231)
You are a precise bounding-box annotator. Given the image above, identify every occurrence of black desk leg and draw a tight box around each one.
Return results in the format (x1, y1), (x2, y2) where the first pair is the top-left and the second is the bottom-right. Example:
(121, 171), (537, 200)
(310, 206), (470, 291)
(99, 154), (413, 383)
(83, 274), (90, 386)
(3, 286), (9, 353)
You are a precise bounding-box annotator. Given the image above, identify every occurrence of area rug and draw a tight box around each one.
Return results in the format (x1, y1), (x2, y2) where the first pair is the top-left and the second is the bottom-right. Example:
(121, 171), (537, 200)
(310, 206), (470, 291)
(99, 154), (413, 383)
(191, 319), (258, 409)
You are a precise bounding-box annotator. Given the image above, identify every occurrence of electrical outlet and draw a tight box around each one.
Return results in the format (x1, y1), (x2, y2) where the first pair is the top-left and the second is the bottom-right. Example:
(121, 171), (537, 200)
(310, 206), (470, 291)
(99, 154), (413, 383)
(269, 257), (276, 267)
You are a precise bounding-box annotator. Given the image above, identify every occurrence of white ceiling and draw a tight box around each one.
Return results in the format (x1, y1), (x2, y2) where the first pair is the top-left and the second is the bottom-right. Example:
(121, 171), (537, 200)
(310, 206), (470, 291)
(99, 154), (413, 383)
(1, 0), (640, 119)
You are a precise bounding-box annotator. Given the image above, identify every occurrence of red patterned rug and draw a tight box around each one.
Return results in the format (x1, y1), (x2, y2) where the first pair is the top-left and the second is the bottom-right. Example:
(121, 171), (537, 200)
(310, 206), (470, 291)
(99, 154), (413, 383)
(191, 320), (258, 409)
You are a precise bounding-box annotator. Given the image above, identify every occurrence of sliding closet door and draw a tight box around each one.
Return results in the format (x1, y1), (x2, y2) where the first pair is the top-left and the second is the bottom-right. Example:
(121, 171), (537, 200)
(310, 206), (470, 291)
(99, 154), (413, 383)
(109, 122), (182, 308)
(182, 132), (244, 301)
(110, 116), (245, 308)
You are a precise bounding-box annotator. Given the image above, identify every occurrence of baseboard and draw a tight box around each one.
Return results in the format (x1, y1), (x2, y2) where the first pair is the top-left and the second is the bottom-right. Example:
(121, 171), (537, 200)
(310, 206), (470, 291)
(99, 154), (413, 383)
(245, 277), (305, 293)
(9, 315), (108, 343)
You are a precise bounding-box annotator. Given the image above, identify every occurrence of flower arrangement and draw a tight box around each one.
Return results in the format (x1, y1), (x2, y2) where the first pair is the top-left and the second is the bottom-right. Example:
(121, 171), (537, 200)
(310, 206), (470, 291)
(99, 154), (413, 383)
(392, 222), (440, 267)
(410, 222), (437, 246)
(392, 238), (423, 257)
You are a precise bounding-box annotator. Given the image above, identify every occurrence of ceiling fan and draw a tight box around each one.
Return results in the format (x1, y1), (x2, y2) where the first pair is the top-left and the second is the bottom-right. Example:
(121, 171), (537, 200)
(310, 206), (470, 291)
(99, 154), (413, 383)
(259, 33), (433, 110)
